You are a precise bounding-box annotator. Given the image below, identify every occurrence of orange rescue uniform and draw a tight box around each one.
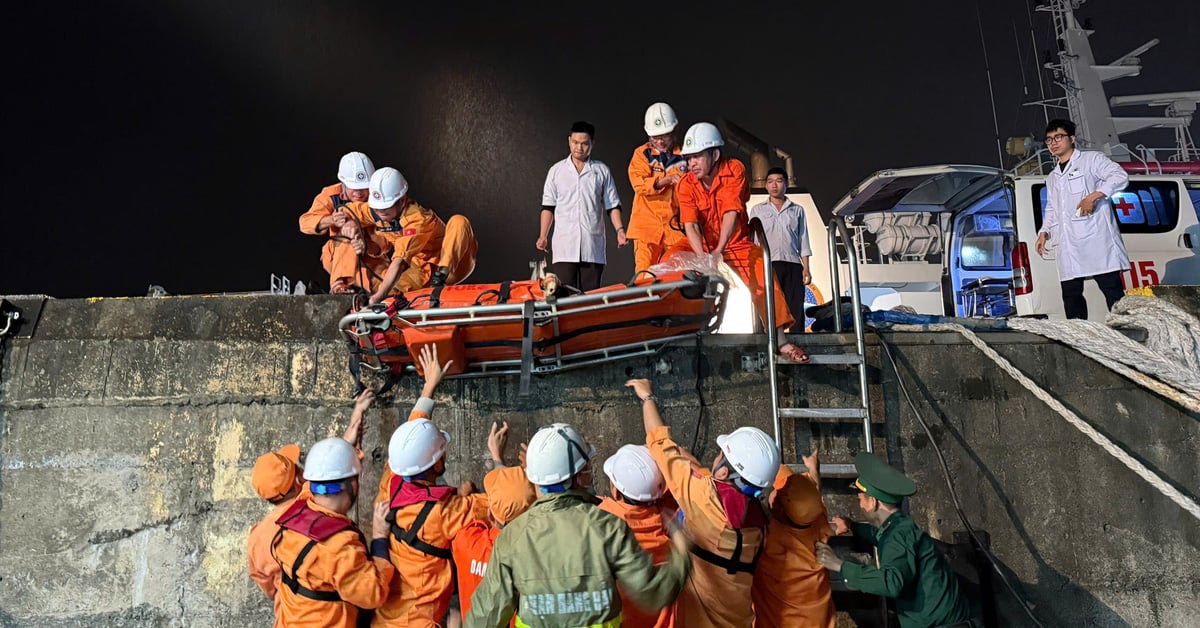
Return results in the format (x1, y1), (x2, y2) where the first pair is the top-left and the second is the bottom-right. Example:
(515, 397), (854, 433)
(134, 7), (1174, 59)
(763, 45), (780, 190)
(299, 183), (387, 290)
(370, 399), (490, 626)
(646, 425), (767, 628)
(342, 199), (478, 293)
(269, 498), (395, 628)
(248, 491), (306, 613)
(628, 143), (688, 273)
(598, 497), (676, 628)
(665, 158), (794, 330)
(753, 469), (836, 628)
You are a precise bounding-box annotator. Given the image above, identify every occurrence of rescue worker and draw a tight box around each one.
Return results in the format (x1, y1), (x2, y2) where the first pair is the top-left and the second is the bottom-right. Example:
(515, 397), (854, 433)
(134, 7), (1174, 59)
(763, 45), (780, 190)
(663, 122), (808, 363)
(451, 421), (538, 620)
(298, 152), (381, 293)
(340, 167), (479, 305)
(247, 389), (372, 610)
(372, 344), (491, 626)
(537, 120), (627, 291)
(752, 450), (836, 628)
(749, 167), (812, 329)
(627, 378), (778, 628)
(269, 437), (395, 627)
(467, 423), (693, 627)
(599, 444), (677, 628)
(815, 453), (977, 628)
(1034, 118), (1131, 319)
(628, 103), (688, 274)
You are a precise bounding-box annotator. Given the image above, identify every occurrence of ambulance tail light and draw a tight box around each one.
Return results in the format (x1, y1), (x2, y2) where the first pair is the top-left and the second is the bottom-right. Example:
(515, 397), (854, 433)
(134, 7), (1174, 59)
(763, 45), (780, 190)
(1012, 242), (1032, 295)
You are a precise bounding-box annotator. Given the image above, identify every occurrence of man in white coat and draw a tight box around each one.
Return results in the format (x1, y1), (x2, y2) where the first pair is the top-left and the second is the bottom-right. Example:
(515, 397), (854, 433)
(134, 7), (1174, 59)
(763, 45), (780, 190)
(1034, 118), (1130, 319)
(537, 120), (627, 291)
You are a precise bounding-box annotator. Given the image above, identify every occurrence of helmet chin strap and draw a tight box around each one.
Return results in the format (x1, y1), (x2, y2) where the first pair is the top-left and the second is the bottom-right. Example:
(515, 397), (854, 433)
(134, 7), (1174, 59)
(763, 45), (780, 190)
(719, 460), (764, 498)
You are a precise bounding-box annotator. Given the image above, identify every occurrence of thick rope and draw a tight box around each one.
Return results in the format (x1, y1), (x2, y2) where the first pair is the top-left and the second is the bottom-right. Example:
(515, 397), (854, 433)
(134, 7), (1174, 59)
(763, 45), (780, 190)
(892, 322), (1200, 522)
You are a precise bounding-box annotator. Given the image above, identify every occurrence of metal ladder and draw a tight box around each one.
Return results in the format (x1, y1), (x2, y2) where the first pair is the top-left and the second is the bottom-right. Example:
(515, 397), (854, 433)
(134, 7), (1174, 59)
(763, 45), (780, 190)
(751, 216), (874, 473)
(751, 214), (886, 624)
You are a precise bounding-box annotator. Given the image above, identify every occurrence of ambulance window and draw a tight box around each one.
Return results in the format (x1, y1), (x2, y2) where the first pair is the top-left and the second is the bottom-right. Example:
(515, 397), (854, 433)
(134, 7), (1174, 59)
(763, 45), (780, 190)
(961, 233), (1011, 270)
(1031, 182), (1180, 234)
(1187, 182), (1200, 218)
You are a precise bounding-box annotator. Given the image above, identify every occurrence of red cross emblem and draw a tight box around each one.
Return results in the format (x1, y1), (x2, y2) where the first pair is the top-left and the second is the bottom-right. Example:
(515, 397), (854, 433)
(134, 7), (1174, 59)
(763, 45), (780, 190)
(1114, 196), (1136, 216)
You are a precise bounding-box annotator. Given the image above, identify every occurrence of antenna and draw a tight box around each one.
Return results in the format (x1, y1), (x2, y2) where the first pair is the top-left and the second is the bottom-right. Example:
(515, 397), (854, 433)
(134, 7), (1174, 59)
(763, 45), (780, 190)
(1025, 0), (1050, 124)
(977, 2), (1005, 167)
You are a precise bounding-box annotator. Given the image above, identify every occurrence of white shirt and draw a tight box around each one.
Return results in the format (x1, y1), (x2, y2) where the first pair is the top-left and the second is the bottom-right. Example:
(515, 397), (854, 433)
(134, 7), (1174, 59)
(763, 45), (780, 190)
(749, 197), (811, 264)
(1038, 150), (1130, 281)
(542, 157), (622, 264)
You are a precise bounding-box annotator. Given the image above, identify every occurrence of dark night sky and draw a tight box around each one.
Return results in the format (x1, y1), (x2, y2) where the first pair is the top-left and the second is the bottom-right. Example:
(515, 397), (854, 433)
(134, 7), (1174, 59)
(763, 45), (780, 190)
(3, 1), (1196, 298)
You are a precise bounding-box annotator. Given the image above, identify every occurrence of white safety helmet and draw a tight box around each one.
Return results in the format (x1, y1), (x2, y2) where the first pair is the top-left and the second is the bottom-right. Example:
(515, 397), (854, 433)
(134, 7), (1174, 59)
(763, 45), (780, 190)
(368, 167), (409, 210)
(602, 444), (665, 502)
(716, 427), (780, 489)
(303, 438), (362, 482)
(643, 102), (679, 136)
(388, 418), (451, 476)
(525, 423), (595, 486)
(337, 152), (375, 190)
(681, 122), (725, 156)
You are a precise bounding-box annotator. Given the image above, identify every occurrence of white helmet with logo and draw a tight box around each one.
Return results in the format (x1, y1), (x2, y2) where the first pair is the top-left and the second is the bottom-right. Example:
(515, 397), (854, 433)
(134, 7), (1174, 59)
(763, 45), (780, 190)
(369, 167), (409, 210)
(303, 438), (362, 482)
(681, 122), (725, 156)
(525, 423), (595, 486)
(388, 418), (451, 476)
(337, 152), (375, 190)
(716, 426), (780, 488)
(602, 444), (665, 502)
(643, 102), (679, 136)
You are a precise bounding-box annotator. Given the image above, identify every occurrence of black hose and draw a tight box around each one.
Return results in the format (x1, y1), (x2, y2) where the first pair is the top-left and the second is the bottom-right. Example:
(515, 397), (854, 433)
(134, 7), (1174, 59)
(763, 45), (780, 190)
(874, 329), (1045, 628)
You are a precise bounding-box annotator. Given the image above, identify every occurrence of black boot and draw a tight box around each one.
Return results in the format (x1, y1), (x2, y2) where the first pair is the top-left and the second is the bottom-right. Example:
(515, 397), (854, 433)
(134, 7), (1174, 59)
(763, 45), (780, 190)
(429, 267), (449, 287)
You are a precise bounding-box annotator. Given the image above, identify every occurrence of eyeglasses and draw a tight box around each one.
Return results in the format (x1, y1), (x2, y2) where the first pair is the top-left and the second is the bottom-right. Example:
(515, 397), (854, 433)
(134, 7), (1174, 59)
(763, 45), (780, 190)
(1045, 133), (1070, 144)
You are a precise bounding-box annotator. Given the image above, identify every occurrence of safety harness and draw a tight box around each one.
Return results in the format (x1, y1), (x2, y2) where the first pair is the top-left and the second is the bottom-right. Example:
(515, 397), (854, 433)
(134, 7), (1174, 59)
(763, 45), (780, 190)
(386, 476), (457, 560)
(270, 499), (365, 602)
(687, 479), (769, 575)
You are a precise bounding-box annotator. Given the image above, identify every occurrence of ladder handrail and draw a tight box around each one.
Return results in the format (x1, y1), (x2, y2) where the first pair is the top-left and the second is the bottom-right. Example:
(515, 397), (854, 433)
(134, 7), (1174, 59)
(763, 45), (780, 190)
(827, 216), (874, 454)
(747, 217), (783, 448)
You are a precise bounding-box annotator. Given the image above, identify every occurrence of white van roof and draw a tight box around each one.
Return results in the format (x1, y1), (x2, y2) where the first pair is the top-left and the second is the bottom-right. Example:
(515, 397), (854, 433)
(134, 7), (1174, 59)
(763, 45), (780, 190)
(832, 165), (1007, 217)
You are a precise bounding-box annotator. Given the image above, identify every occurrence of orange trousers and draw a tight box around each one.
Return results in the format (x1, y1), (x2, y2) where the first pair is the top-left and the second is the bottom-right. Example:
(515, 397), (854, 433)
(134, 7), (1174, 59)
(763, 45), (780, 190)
(633, 230), (686, 276)
(321, 238), (389, 292)
(664, 240), (794, 331)
(394, 215), (478, 292)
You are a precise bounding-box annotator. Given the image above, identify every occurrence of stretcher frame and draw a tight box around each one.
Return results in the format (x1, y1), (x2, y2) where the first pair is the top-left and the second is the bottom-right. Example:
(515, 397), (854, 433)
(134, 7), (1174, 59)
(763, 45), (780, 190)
(338, 273), (729, 381)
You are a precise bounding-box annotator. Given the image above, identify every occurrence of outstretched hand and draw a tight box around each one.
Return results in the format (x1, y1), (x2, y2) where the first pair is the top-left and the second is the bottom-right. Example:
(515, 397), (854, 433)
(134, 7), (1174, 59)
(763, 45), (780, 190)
(488, 421), (510, 463)
(419, 344), (454, 394)
(815, 542), (844, 571)
(625, 379), (653, 399)
(343, 389), (374, 445)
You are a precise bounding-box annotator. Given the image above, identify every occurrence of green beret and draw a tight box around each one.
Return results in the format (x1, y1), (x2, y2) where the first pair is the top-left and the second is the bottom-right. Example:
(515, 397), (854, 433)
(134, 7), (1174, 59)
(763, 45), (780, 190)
(852, 452), (915, 505)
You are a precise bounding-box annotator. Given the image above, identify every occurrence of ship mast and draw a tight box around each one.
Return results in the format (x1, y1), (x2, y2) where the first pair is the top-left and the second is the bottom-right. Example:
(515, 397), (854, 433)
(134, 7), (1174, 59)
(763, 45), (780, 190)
(1031, 0), (1198, 162)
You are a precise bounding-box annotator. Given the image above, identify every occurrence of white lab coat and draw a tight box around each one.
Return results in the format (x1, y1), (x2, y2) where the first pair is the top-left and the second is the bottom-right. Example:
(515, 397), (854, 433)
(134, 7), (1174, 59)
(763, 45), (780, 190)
(1038, 150), (1130, 281)
(542, 157), (622, 264)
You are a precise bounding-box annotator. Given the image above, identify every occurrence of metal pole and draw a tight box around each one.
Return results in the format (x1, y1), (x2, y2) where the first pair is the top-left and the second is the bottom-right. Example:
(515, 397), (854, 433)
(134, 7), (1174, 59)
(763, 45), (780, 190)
(833, 217), (872, 454)
(827, 218), (843, 333)
(749, 217), (782, 448)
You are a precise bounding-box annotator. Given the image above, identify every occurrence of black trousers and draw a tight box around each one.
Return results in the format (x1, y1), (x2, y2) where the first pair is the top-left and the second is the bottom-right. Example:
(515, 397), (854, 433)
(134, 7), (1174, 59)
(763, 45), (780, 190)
(772, 261), (809, 325)
(1060, 270), (1124, 319)
(550, 261), (605, 292)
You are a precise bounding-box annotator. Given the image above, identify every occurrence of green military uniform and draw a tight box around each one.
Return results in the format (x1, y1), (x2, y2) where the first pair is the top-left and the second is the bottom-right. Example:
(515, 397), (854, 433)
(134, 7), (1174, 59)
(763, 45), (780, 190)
(840, 453), (976, 628)
(465, 488), (691, 628)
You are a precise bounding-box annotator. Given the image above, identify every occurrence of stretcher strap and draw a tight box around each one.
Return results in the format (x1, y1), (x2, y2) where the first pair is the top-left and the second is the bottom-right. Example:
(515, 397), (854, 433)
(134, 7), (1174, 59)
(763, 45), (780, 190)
(519, 300), (535, 398)
(429, 285), (445, 309)
(389, 500), (452, 560)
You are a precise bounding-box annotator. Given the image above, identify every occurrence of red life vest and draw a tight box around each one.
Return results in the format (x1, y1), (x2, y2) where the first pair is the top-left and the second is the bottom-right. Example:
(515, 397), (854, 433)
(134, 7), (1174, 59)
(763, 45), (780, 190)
(270, 500), (364, 602)
(386, 476), (457, 559)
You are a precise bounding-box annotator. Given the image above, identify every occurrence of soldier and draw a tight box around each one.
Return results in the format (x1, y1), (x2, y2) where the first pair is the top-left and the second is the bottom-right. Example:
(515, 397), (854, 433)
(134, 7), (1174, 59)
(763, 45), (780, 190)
(816, 453), (978, 628)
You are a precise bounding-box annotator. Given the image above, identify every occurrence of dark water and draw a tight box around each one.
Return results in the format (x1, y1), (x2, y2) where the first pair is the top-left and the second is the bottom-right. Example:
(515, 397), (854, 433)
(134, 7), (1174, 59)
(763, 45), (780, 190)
(2, 1), (1194, 297)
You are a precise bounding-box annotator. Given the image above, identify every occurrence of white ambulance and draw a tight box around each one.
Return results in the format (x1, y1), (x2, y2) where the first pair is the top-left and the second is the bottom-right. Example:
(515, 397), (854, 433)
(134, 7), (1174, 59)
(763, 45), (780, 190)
(825, 163), (1200, 321)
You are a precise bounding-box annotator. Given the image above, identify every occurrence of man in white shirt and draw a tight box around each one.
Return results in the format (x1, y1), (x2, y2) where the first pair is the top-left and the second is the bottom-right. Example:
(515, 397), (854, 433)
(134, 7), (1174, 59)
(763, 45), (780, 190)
(749, 167), (811, 329)
(537, 121), (626, 291)
(1034, 118), (1130, 319)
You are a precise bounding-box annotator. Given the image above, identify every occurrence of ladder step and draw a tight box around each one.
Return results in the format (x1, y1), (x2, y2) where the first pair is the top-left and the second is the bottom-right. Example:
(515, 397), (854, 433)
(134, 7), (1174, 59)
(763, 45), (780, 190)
(780, 407), (868, 420)
(779, 353), (864, 366)
(787, 463), (858, 478)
